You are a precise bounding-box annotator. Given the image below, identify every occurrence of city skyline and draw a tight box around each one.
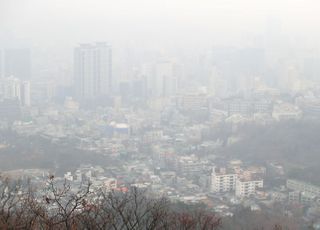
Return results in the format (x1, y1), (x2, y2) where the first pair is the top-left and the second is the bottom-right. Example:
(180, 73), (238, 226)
(1, 1), (320, 229)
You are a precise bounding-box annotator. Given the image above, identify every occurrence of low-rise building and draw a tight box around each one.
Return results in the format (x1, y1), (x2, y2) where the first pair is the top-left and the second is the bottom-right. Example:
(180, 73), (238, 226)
(272, 103), (302, 121)
(235, 177), (263, 198)
(287, 179), (320, 197)
(211, 167), (237, 193)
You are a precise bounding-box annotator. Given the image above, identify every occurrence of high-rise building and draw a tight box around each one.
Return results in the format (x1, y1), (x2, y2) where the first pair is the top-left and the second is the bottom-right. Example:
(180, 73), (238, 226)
(0, 77), (31, 106)
(4, 49), (31, 80)
(0, 77), (21, 99)
(20, 81), (31, 106)
(145, 60), (179, 98)
(74, 43), (112, 100)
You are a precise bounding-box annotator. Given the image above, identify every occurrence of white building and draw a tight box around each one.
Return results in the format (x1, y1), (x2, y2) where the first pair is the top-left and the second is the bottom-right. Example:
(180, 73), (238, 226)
(0, 76), (31, 106)
(211, 167), (237, 193)
(20, 81), (30, 106)
(287, 179), (320, 197)
(0, 77), (20, 99)
(235, 178), (263, 198)
(177, 155), (208, 174)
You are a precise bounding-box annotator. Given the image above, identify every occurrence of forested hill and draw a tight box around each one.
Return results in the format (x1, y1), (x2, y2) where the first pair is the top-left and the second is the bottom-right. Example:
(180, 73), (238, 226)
(224, 120), (320, 164)
(223, 120), (320, 184)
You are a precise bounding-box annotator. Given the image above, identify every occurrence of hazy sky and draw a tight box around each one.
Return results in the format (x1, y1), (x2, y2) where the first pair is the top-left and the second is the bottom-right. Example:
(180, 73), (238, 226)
(1, 0), (320, 49)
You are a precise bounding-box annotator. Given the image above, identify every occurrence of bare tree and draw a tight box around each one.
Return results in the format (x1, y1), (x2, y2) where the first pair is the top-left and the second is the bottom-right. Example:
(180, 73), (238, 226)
(0, 176), (222, 230)
(89, 187), (171, 230)
(28, 175), (91, 230)
(0, 175), (38, 229)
